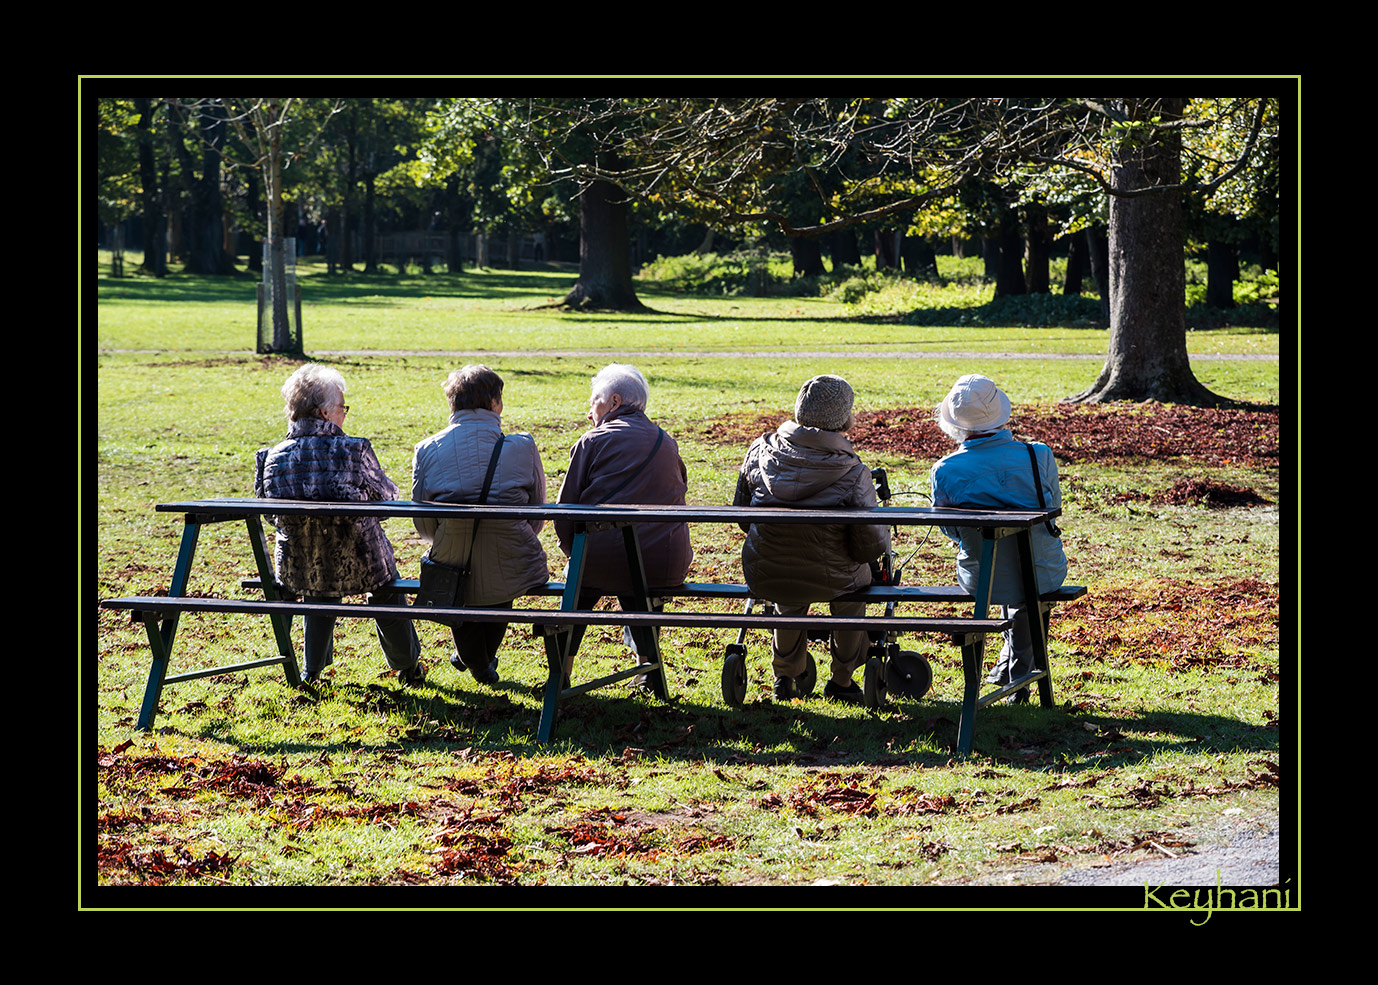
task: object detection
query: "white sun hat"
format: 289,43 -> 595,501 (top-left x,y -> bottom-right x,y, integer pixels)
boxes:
938,374 -> 1011,432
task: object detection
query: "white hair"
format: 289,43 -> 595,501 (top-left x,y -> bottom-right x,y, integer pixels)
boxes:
590,363 -> 649,412
934,405 -> 974,443
282,364 -> 346,422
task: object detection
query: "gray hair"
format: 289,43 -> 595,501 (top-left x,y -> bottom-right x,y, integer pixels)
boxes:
590,363 -> 649,412
282,364 -> 346,422
444,364 -> 504,412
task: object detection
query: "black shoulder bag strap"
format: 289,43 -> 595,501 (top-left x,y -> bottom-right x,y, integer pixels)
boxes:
1022,442 -> 1062,538
464,435 -> 506,562
597,427 -> 664,505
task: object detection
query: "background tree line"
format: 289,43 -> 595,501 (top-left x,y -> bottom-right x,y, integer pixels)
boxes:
96,96 -> 1281,405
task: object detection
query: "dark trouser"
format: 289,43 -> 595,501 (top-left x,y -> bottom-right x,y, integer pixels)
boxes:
450,600 -> 514,669
301,580 -> 420,678
563,593 -> 665,673
771,599 -> 868,684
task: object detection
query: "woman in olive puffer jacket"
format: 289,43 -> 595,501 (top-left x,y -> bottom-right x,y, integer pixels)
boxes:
735,375 -> 888,703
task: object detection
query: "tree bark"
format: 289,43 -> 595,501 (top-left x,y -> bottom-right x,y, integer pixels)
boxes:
790,236 -> 825,278
874,229 -> 900,270
134,99 -> 166,277
1063,232 -> 1085,295
900,235 -> 940,281
828,228 -> 862,268
563,157 -> 645,311
1065,99 -> 1226,405
1206,240 -> 1238,308
1023,201 -> 1050,293
992,207 -> 1026,298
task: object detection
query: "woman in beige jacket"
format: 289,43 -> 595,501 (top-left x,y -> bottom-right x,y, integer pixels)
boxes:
412,365 -> 549,685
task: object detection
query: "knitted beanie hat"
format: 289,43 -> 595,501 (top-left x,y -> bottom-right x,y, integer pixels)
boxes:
795,375 -> 855,431
938,374 -> 1011,432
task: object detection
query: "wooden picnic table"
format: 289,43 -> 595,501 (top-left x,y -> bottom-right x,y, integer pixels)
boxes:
102,498 -> 1075,753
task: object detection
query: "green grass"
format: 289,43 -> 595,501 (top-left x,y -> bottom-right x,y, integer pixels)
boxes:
91,262 -> 1282,892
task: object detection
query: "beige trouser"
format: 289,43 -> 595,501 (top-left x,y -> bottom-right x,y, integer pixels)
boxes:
771,600 -> 868,684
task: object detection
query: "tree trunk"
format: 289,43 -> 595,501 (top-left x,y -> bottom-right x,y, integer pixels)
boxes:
1206,240 -> 1238,308
563,159 -> 645,311
874,229 -> 900,270
1065,99 -> 1225,406
1063,232 -> 1085,295
1023,201 -> 1050,293
981,236 -> 999,280
900,235 -> 940,281
790,236 -> 825,278
695,227 -> 715,255
172,103 -> 233,276
134,99 -> 166,277
992,208 -> 1026,298
828,228 -> 862,269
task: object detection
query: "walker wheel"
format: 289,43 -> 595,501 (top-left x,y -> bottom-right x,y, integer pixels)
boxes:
863,656 -> 886,708
796,652 -> 817,698
722,650 -> 748,707
886,650 -> 933,700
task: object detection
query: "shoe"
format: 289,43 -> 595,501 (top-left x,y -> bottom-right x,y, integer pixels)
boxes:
1007,687 -> 1030,705
399,662 -> 427,687
452,650 -> 500,686
824,680 -> 863,703
470,657 -> 500,686
773,675 -> 796,701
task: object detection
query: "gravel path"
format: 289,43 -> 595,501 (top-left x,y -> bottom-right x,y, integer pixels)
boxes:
983,811 -> 1283,887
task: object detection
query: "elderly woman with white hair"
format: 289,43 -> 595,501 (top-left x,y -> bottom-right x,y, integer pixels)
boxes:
929,374 -> 1067,701
255,364 -> 424,685
555,364 -> 693,682
734,374 -> 889,703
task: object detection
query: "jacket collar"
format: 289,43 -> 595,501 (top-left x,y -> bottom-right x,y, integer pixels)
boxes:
599,404 -> 645,427
448,407 -> 501,427
777,419 -> 855,453
287,417 -> 345,439
961,429 -> 1013,448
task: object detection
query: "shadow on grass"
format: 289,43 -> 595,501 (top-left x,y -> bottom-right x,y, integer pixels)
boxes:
175,677 -> 1278,773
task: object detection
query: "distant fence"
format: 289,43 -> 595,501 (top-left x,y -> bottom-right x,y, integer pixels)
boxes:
373,231 -> 547,270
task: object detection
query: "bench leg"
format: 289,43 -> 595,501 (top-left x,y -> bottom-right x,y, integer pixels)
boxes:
135,517 -> 202,730
135,613 -> 174,731
245,515 -> 300,686
1013,529 -> 1053,709
956,634 -> 984,756
537,627 -> 573,744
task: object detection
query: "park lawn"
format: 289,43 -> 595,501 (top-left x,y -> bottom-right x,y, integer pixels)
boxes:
91,269 -> 1283,891
93,255 -> 1280,358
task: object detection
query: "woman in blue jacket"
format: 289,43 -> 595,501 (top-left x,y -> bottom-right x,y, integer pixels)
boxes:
929,375 -> 1066,699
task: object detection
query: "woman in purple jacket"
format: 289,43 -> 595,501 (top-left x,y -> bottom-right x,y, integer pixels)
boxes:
555,364 -> 693,683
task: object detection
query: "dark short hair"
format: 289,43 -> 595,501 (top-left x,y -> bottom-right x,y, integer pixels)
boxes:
443,365 -> 504,412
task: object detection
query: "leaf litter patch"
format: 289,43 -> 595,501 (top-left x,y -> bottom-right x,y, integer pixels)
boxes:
1055,577 -> 1278,671
698,402 -> 1279,468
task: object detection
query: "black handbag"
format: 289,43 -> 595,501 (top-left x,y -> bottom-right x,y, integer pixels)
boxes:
415,436 -> 505,610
